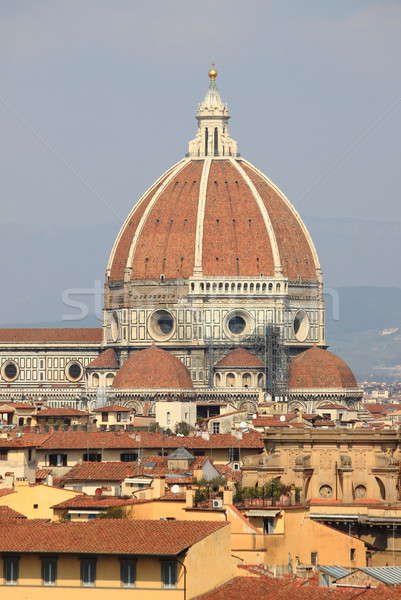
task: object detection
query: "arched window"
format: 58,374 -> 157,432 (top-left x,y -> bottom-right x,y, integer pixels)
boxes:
205,128 -> 209,156
257,373 -> 264,388
276,283 -> 281,292
268,283 -> 273,291
215,373 -> 221,387
214,127 -> 218,156
92,373 -> 100,388
242,373 -> 252,388
105,373 -> 114,387
226,373 -> 235,387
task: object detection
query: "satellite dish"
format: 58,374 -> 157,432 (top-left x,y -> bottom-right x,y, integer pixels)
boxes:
171,484 -> 180,494
279,415 -> 286,422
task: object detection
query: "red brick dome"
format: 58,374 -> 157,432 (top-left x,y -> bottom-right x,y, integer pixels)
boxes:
289,347 -> 358,390
107,158 -> 320,283
216,348 -> 263,368
112,346 -> 193,390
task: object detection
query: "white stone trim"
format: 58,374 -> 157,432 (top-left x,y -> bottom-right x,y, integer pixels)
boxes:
240,159 -> 322,283
123,159 -> 191,282
193,158 -> 211,276
229,158 -> 283,276
106,159 -> 187,277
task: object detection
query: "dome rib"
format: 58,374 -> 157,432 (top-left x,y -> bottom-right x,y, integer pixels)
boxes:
107,161 -> 183,281
231,158 -> 282,275
126,159 -> 193,280
201,160 -> 276,277
107,158 -> 321,282
241,160 -> 322,281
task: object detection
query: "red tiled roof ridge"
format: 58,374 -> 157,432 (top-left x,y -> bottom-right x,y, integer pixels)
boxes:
216,347 -> 264,368
87,348 -> 119,369
0,519 -> 227,556
61,461 -> 136,481
94,404 -> 131,412
0,328 -> 102,343
37,408 -> 89,416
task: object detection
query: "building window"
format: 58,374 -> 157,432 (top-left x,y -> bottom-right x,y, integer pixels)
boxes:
120,559 -> 136,588
81,558 -> 96,587
42,557 -> 57,586
4,556 -> 19,585
0,449 -> 8,461
350,548 -> 356,561
83,453 -> 101,462
120,453 -> 138,462
48,453 -> 67,467
228,448 -> 240,462
116,412 -> 122,423
101,412 -> 109,422
212,422 -> 220,434
311,552 -> 318,566
263,518 -> 274,534
161,560 -> 177,588
33,504 -> 38,509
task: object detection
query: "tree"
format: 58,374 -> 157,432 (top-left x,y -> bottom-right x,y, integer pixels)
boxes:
175,421 -> 193,436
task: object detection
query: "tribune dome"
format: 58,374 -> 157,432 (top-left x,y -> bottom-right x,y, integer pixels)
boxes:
107,71 -> 321,284
112,346 -> 193,390
288,347 -> 358,391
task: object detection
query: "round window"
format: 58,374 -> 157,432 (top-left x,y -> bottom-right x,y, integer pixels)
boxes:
111,311 -> 119,342
66,362 -> 83,382
319,485 -> 333,498
293,310 -> 310,342
228,315 -> 246,335
148,310 -> 175,340
354,485 -> 367,499
1,361 -> 18,382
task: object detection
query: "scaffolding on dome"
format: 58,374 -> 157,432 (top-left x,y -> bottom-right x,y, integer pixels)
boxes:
205,324 -> 288,401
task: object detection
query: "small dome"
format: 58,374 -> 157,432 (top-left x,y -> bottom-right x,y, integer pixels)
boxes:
112,346 -> 193,390
289,347 -> 358,390
216,348 -> 263,368
87,348 -> 119,370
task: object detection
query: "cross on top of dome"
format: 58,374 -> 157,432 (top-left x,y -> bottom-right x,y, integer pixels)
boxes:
187,67 -> 238,158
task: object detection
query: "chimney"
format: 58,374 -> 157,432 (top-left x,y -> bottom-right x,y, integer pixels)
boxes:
201,431 -> 210,441
232,430 -> 243,440
152,477 -> 166,499
223,488 -> 233,505
185,488 -> 195,508
46,473 -> 54,487
3,472 -> 15,489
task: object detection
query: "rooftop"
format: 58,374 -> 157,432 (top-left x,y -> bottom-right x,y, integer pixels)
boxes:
0,519 -> 226,556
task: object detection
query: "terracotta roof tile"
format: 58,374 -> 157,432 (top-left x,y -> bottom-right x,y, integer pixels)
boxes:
108,158 -> 320,282
0,432 -> 50,448
52,495 -> 136,509
86,348 -> 119,369
0,328 -> 102,343
112,346 -> 193,390
0,488 -> 15,497
38,430 -> 264,450
216,348 -> 263,368
36,408 -> 89,417
61,462 -> 136,482
0,506 -> 26,520
193,575 -> 401,599
289,347 -> 358,390
0,519 -> 226,555
94,404 -> 131,412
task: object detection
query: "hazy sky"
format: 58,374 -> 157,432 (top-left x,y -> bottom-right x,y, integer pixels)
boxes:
0,1 -> 401,324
